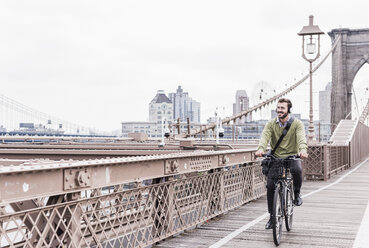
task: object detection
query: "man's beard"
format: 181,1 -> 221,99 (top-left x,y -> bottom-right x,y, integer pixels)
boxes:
278,112 -> 288,119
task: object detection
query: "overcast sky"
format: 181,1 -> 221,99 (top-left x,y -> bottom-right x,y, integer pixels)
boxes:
1,0 -> 369,131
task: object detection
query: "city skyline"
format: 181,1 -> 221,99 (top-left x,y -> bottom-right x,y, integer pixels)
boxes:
1,1 -> 369,131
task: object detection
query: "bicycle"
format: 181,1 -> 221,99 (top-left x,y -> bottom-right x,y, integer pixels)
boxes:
263,154 -> 300,246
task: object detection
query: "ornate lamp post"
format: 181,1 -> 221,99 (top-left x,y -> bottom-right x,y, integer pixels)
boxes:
298,15 -> 324,143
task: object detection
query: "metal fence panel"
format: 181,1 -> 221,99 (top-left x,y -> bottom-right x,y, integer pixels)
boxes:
0,163 -> 265,248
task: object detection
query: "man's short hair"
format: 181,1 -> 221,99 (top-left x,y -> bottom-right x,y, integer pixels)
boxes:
277,98 -> 292,113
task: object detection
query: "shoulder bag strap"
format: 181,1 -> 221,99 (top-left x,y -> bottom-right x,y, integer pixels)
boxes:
271,117 -> 295,155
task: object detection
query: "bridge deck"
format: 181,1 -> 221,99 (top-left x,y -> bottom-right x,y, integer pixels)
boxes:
155,158 -> 369,248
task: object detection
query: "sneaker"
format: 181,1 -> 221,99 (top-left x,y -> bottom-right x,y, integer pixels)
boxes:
293,193 -> 303,206
265,216 -> 273,229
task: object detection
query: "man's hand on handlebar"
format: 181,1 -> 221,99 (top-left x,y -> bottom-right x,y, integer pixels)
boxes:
255,149 -> 264,157
299,152 -> 308,159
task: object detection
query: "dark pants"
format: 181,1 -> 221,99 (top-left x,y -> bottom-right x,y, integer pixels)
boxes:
266,160 -> 302,214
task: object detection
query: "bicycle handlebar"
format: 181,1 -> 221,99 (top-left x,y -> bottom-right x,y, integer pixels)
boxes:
262,153 -> 300,160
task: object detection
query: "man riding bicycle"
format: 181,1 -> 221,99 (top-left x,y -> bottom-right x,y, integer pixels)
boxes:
255,98 -> 308,230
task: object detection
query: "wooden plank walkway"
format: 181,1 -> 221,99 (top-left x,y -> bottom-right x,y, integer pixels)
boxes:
154,158 -> 369,248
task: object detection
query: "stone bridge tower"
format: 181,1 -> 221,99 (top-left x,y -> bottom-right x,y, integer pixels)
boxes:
329,28 -> 369,125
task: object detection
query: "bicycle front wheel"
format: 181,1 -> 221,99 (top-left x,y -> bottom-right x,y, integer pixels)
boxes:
272,184 -> 283,246
285,185 -> 294,231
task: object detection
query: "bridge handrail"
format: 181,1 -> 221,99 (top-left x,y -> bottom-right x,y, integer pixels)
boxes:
0,132 -> 365,247
305,118 -> 369,180
303,144 -> 350,180
0,148 -> 265,248
349,121 -> 369,165
0,148 -> 257,205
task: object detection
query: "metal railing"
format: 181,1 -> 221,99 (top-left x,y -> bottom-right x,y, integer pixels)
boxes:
303,144 -> 350,180
1,119 -> 368,247
349,121 -> 369,165
303,120 -> 369,180
0,149 -> 265,248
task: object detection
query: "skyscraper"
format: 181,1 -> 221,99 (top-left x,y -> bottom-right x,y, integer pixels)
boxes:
319,82 -> 332,123
168,86 -> 200,123
233,90 -> 251,123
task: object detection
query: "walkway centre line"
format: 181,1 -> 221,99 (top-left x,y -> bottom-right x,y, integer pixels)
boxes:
353,199 -> 369,248
208,157 -> 369,248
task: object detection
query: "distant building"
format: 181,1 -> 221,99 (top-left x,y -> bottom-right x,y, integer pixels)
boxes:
233,90 -> 251,123
168,86 -> 200,123
319,82 -> 332,123
149,90 -> 173,124
4,122 -> 65,136
121,121 -> 161,138
223,120 -> 268,140
122,88 -> 199,138
121,121 -> 199,138
206,116 -> 217,124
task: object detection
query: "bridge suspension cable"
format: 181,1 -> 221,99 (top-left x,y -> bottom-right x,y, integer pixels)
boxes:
186,35 -> 342,137
359,98 -> 369,123
0,93 -> 99,135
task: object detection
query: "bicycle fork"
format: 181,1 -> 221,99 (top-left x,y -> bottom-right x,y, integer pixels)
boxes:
279,181 -> 286,218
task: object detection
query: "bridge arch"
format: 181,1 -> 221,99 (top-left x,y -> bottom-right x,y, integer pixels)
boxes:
351,62 -> 369,121
329,28 -> 369,125
351,53 -> 369,80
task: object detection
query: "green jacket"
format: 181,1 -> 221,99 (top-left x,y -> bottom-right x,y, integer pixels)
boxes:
257,117 -> 308,158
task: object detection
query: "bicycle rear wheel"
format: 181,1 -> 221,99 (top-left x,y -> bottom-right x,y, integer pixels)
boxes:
285,186 -> 294,231
272,184 -> 283,246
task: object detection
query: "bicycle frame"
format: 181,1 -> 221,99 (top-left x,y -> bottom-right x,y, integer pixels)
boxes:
275,166 -> 294,218
262,154 -> 300,246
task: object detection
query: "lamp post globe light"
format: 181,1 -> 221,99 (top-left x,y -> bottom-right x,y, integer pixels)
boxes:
298,15 -> 324,143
